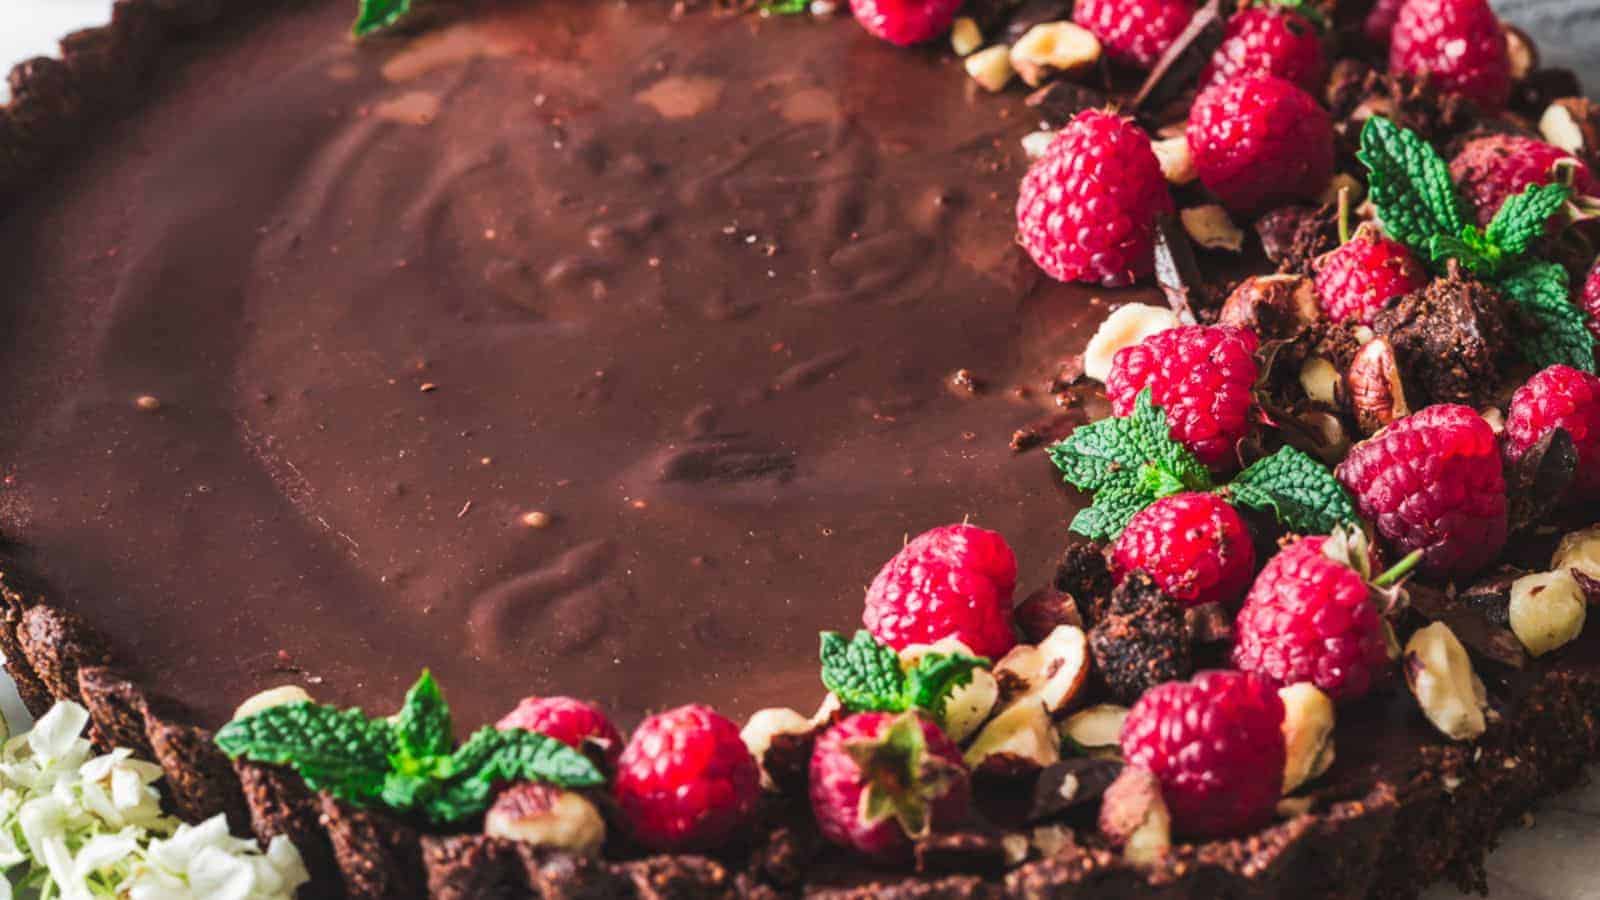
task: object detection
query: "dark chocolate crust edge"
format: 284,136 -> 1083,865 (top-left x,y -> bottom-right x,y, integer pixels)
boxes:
3,2 -> 1600,899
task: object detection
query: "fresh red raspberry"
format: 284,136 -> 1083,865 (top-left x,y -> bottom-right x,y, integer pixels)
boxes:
1016,110 -> 1174,287
1311,223 -> 1430,324
1231,536 -> 1391,702
1109,492 -> 1256,608
1200,7 -> 1327,94
1506,365 -> 1600,498
848,0 -> 963,46
1120,670 -> 1285,838
1335,404 -> 1507,577
496,696 -> 624,768
1072,0 -> 1196,68
613,704 -> 760,852
1363,0 -> 1405,44
1388,0 -> 1510,111
862,523 -> 1018,659
1187,74 -> 1334,215
1106,325 -> 1260,470
809,712 -> 970,861
1448,133 -> 1598,226
1583,259 -> 1600,347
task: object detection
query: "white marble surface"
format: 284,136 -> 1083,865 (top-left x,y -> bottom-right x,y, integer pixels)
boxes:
1,1 -> 1599,897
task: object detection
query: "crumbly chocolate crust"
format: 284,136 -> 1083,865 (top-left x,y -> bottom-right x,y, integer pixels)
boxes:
2,2 -> 1599,899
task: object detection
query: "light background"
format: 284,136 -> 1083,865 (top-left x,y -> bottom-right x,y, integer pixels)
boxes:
2,1 -> 1599,897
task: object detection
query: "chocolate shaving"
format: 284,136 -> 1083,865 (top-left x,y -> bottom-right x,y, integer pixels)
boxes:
1153,213 -> 1205,324
1029,757 -> 1123,824
1131,0 -> 1235,113
1506,429 -> 1579,536
1024,81 -> 1110,129
1010,412 -> 1083,453
1406,582 -> 1526,670
1002,0 -> 1075,45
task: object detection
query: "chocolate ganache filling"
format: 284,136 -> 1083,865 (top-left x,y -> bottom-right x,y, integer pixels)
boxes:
0,0 -> 1135,728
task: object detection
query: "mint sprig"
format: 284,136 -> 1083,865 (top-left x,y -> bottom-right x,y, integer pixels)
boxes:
1047,389 -> 1213,541
760,0 -> 811,12
1225,445 -> 1358,534
216,671 -> 605,824
1047,389 -> 1357,539
354,0 -> 413,37
820,631 -> 988,725
1357,116 -> 1595,372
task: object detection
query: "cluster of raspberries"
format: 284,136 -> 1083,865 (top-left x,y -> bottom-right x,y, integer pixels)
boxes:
495,0 -> 1600,869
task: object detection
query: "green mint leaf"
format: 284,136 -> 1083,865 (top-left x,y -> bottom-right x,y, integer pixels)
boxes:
1265,0 -> 1328,29
820,631 -> 909,713
354,0 -> 413,37
1227,445 -> 1359,534
760,0 -> 811,12
393,670 -> 453,759
1358,116 -> 1465,255
1069,485 -> 1155,542
424,727 -> 606,823
380,771 -> 433,810
1485,181 -> 1571,257
216,702 -> 395,805
1126,390 -> 1212,494
903,652 -> 989,724
1497,261 -> 1596,372
1427,228 -> 1503,277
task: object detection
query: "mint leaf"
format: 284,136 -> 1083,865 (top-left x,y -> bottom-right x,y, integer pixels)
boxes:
1068,485 -> 1153,542
1265,0 -> 1328,28
431,727 -> 604,822
394,670 -> 453,759
1427,228 -> 1503,278
1048,389 -> 1211,540
216,702 -> 394,804
903,652 -> 989,723
1485,182 -> 1571,257
820,631 -> 908,713
354,0 -> 413,37
1498,261 -> 1596,372
760,0 -> 811,11
1358,116 -> 1465,255
1226,446 -> 1359,534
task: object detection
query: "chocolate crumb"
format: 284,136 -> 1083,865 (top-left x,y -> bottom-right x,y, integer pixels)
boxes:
1088,571 -> 1192,705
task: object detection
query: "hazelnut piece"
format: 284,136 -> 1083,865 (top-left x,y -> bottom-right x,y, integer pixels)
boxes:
1098,766 -> 1170,865
992,625 -> 1090,716
1508,569 -> 1587,657
1346,337 -> 1410,435
485,782 -> 606,855
1404,623 -> 1490,741
231,685 -> 313,722
1552,525 -> 1600,601
965,45 -> 1016,93
1082,304 -> 1180,383
1278,683 -> 1335,794
1009,22 -> 1102,88
965,699 -> 1060,774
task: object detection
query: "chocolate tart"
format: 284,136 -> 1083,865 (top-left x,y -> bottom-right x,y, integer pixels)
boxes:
1,1 -> 1598,898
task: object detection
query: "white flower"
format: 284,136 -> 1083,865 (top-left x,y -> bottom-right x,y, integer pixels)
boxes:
0,701 -> 309,900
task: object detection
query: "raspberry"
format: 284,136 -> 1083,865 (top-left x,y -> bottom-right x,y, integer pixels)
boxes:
1072,0 -> 1196,68
1231,536 -> 1391,702
1312,223 -> 1430,324
1120,670 -> 1285,838
1388,0 -> 1510,111
1583,259 -> 1600,347
1506,365 -> 1600,498
1363,0 -> 1405,44
1448,133 -> 1598,226
1187,74 -> 1335,215
809,712 -> 970,860
1109,492 -> 1256,608
1200,7 -> 1327,95
1106,325 -> 1260,470
613,704 -> 760,852
848,0 -> 963,46
1016,110 -> 1175,287
496,696 -> 624,768
862,523 -> 1018,659
1335,404 -> 1508,577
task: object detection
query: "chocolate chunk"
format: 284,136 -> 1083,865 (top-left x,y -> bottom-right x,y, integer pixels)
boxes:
1009,413 -> 1082,453
1184,602 -> 1234,646
421,835 -> 526,900
1054,543 -> 1113,625
620,855 -> 737,899
143,713 -> 251,831
1015,588 -> 1084,644
1088,571 -> 1192,705
320,795 -> 427,900
18,605 -> 111,705
1407,581 -> 1526,670
518,846 -> 630,900
1153,213 -> 1207,322
1024,81 -> 1109,129
0,577 -> 52,716
1131,0 -> 1235,113
763,726 -> 819,797
77,666 -> 154,756
915,831 -> 1010,877
1371,268 -> 1513,409
1029,757 -> 1123,824
1510,69 -> 1584,118
1506,428 -> 1579,536
235,761 -> 344,894
752,821 -> 823,889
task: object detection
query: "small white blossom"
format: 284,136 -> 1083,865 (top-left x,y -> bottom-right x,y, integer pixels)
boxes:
0,700 -> 309,900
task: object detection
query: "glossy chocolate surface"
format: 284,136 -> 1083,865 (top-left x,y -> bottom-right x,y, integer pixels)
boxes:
0,0 -> 1137,728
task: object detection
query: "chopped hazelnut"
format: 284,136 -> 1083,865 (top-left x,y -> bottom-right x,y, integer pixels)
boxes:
965,45 -> 1016,93
1553,526 -> 1600,601
1010,22 -> 1102,88
485,782 -> 606,855
965,699 -> 1060,773
231,685 -> 313,722
1278,683 -> 1335,794
1298,356 -> 1342,407
1098,766 -> 1170,865
1179,205 -> 1245,252
1539,98 -> 1598,156
1082,304 -> 1181,383
950,17 -> 983,57
1404,623 -> 1490,741
992,625 -> 1089,716
1508,569 -> 1586,657
1151,136 -> 1196,185
1059,704 -> 1128,756
741,707 -> 813,791
1346,337 -> 1410,435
